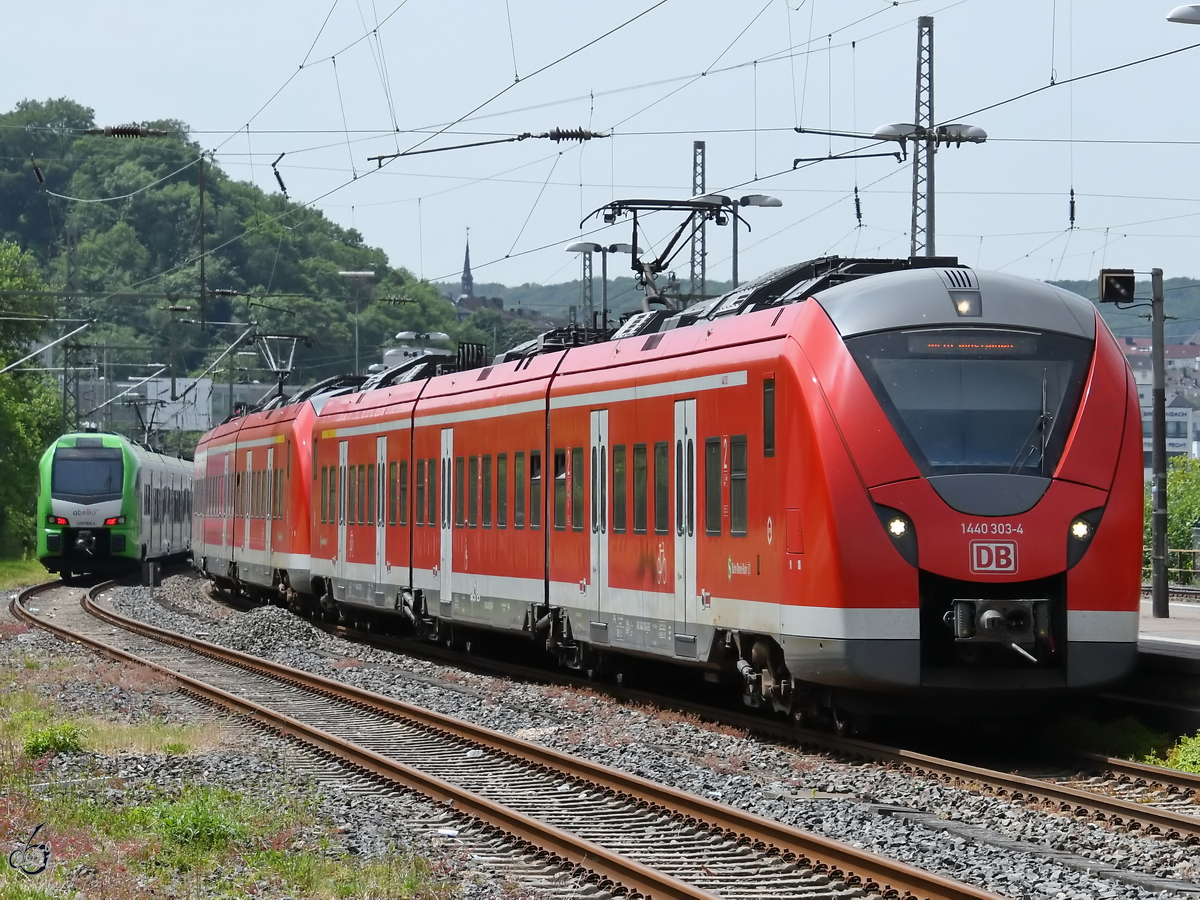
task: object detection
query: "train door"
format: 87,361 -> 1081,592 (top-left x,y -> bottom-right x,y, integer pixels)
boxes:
375,435 -> 387,587
336,441 -> 349,583
243,451 -> 252,555
673,399 -> 697,655
265,446 -> 274,566
439,428 -> 453,610
589,410 -> 609,616
221,454 -> 229,551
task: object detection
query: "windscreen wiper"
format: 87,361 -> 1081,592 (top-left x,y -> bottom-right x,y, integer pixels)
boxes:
1008,368 -> 1052,474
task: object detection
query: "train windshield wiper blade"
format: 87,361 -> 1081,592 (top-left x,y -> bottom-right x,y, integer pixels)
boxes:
1008,368 -> 1052,475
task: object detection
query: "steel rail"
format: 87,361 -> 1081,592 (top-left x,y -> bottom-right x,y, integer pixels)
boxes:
12,583 -> 714,900
246,592 -> 1200,845
11,581 -> 1000,900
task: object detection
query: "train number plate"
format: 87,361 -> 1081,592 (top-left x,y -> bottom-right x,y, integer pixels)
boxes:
969,540 -> 1018,574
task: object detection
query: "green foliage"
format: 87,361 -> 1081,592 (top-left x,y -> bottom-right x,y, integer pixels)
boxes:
1146,729 -> 1200,773
23,722 -> 84,757
152,787 -> 248,851
162,740 -> 189,755
0,557 -> 49,588
1142,456 -> 1200,560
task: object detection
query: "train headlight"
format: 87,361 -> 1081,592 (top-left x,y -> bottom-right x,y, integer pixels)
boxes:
104,516 -> 126,526
46,515 -> 68,526
1067,508 -> 1104,570
874,505 -> 918,567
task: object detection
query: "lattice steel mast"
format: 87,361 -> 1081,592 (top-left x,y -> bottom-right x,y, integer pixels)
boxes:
911,16 -> 934,257
689,140 -> 706,301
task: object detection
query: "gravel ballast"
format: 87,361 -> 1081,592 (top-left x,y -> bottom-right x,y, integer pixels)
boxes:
104,575 -> 1200,900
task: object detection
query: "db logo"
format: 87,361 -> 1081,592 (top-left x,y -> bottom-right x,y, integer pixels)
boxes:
970,540 -> 1018,573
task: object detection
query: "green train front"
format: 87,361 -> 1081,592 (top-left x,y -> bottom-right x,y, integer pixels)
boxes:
37,432 -> 193,578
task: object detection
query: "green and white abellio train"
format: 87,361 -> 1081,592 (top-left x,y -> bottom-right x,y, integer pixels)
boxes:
37,431 -> 193,582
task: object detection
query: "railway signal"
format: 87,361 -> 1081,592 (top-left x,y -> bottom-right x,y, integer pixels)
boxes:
1099,267 -> 1168,618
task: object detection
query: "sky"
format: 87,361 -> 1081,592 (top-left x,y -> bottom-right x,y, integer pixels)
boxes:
6,0 -> 1200,291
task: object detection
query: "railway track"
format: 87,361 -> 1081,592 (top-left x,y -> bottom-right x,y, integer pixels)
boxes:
276,594 -> 1200,847
12,580 -> 1000,900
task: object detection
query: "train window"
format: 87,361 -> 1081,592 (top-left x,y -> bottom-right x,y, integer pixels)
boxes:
529,451 -> 541,530
367,463 -> 376,526
355,465 -> 364,528
686,439 -> 694,538
235,474 -> 243,517
388,462 -> 398,526
591,448 -> 598,533
731,435 -> 748,536
416,460 -> 426,526
705,439 -> 721,535
277,469 -> 283,518
845,328 -> 1092,476
654,442 -> 669,535
468,456 -> 479,527
600,446 -> 606,533
514,452 -> 525,528
428,458 -> 437,527
329,469 -> 337,526
144,483 -> 150,511
399,461 -> 408,526
348,466 -> 357,525
763,378 -> 775,457
633,444 -> 647,534
497,455 -> 507,528
571,447 -> 584,532
455,457 -> 465,527
553,450 -> 567,530
321,468 -> 328,523
482,455 -> 492,528
612,446 -> 627,533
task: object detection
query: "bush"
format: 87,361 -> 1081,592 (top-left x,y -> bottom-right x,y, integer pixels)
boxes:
23,723 -> 84,757
1147,730 -> 1200,773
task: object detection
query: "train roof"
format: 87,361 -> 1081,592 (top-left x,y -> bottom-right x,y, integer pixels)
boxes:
48,431 -> 192,468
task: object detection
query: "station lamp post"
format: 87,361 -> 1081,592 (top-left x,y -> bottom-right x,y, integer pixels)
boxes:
566,242 -> 634,330
339,270 -> 375,375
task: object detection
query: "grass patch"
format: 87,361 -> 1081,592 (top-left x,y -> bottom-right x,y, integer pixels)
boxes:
85,720 -> 218,756
0,557 -> 48,590
250,848 -> 452,898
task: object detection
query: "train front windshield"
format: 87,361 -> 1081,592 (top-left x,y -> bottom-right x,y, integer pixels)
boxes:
847,328 -> 1092,476
51,448 -> 124,502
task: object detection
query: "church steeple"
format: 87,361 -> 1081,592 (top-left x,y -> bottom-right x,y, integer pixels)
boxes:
461,228 -> 474,298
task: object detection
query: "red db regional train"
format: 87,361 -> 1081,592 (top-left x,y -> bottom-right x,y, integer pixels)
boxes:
192,256 -> 1142,722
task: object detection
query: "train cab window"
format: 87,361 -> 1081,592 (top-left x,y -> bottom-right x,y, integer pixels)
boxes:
468,456 -> 479,527
416,460 -> 426,525
399,461 -> 408,526
553,450 -> 567,530
633,444 -> 647,534
482,455 -> 492,528
763,378 -> 775,457
497,454 -> 507,528
388,462 -> 397,526
846,328 -> 1092,475
612,445 -> 627,533
366,463 -> 376,526
427,458 -> 437,527
357,464 -> 366,525
514,452 -> 525,528
730,435 -> 748,536
347,466 -> 357,525
571,447 -> 584,532
321,468 -> 328,523
654,442 -> 669,535
529,451 -> 541,530
455,457 -> 465,527
705,438 -> 721,535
